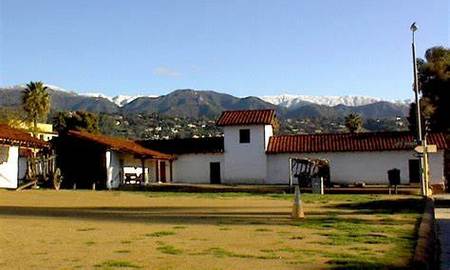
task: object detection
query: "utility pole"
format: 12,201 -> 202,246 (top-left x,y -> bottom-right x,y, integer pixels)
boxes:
410,22 -> 430,197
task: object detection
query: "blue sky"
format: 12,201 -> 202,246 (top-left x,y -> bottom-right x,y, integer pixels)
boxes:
0,0 -> 448,99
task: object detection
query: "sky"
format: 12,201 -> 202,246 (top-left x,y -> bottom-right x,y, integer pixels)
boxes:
0,0 -> 448,100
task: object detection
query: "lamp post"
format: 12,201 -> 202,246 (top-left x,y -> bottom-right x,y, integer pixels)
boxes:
410,22 -> 430,197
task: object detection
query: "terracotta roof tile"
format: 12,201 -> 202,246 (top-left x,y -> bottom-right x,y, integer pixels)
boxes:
0,124 -> 49,148
267,132 -> 448,153
216,109 -> 276,126
68,130 -> 174,159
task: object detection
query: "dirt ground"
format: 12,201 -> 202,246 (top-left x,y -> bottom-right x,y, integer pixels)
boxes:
0,190 -> 423,270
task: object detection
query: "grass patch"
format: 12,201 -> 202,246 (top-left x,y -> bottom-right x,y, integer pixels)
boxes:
156,244 -> 183,255
94,260 -> 141,268
114,250 -> 131,254
77,227 -> 96,232
207,247 -> 254,259
172,226 -> 187,230
255,228 -> 272,232
85,241 -> 96,246
145,231 -> 176,237
120,240 -> 132,244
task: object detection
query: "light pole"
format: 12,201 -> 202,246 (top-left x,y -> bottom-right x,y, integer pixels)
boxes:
410,22 -> 430,197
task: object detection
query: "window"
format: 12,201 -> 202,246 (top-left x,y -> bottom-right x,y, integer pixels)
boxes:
239,129 -> 250,143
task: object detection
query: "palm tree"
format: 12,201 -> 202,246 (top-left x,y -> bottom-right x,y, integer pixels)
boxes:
345,113 -> 362,133
22,81 -> 51,135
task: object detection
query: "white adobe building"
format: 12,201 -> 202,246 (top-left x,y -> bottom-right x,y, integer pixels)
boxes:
141,109 -> 448,186
0,124 -> 49,189
57,130 -> 174,190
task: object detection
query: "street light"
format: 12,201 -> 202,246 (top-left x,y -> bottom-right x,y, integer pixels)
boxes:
410,22 -> 430,197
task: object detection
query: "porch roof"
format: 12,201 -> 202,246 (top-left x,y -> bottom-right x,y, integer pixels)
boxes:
0,124 -> 49,148
68,130 -> 174,160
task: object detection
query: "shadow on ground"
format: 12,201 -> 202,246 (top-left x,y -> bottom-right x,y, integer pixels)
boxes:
0,199 -> 422,227
331,198 -> 425,215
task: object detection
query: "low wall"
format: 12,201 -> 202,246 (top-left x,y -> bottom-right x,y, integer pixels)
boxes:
413,198 -> 437,270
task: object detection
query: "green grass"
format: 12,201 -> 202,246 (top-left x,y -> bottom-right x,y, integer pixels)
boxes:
255,228 -> 272,232
145,231 -> 176,237
156,244 -> 183,255
77,227 -> 96,232
205,247 -> 279,260
120,240 -> 132,244
94,260 -> 141,269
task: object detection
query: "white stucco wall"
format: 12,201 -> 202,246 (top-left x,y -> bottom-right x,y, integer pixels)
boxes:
223,125 -> 272,183
173,153 -> 224,183
267,150 -> 445,185
0,145 -> 19,189
105,150 -> 122,189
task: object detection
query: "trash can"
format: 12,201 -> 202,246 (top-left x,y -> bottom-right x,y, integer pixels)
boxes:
388,169 -> 401,186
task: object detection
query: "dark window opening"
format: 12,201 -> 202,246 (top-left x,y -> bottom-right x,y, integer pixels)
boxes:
239,129 -> 250,143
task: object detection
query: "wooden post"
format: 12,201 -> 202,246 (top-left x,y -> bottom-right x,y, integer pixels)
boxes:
289,158 -> 293,191
141,158 -> 146,185
169,160 -> 173,182
155,160 -> 159,183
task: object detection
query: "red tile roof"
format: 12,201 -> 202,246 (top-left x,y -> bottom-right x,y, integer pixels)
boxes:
68,130 -> 174,160
0,124 -> 49,148
216,109 -> 277,126
267,132 -> 448,154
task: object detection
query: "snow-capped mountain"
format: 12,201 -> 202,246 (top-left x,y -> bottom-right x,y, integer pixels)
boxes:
81,93 -> 154,106
261,94 -> 411,108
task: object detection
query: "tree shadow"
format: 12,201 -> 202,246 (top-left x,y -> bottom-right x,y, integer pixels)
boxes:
330,198 -> 425,215
0,205 -> 295,225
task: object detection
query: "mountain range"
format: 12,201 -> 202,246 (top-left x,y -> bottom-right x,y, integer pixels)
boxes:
0,84 -> 410,119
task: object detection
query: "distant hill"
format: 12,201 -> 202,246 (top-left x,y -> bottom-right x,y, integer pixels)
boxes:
0,85 -> 119,114
0,85 -> 409,119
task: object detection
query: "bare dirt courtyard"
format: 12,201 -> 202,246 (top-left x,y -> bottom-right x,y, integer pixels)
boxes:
0,190 -> 423,270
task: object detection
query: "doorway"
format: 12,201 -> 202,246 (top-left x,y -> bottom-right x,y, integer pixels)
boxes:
408,159 -> 420,183
159,161 -> 166,183
210,162 -> 221,184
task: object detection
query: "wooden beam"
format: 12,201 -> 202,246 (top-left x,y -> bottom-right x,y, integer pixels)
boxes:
17,180 -> 37,191
155,160 -> 159,183
169,160 -> 173,182
141,158 -> 146,185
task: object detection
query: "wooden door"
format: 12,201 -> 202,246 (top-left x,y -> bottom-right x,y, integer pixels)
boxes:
408,159 -> 420,183
210,162 -> 221,184
159,161 -> 166,183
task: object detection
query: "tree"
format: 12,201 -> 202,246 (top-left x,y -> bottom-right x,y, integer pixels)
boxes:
22,81 -> 51,134
408,46 -> 450,133
53,111 -> 99,134
0,107 -> 25,124
345,113 -> 362,133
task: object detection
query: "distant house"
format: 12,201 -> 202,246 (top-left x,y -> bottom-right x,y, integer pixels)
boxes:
9,121 -> 58,142
55,130 -> 174,189
0,124 -> 49,188
139,109 -> 448,186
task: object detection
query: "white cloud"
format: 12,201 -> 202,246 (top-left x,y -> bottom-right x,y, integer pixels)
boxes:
153,66 -> 181,78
